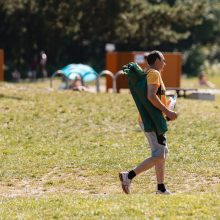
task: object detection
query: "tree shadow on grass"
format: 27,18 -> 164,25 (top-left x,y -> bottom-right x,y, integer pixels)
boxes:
0,94 -> 23,100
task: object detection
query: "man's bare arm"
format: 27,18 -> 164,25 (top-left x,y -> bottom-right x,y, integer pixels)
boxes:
147,84 -> 177,120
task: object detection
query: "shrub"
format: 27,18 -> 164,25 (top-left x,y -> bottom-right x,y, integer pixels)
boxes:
183,46 -> 206,76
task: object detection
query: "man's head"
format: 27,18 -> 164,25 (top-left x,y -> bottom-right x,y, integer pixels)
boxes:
146,50 -> 166,72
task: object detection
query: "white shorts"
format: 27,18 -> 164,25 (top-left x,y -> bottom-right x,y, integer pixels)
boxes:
139,121 -> 168,157
144,131 -> 168,157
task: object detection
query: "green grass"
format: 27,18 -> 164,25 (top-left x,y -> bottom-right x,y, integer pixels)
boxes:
181,75 -> 220,89
0,78 -> 219,219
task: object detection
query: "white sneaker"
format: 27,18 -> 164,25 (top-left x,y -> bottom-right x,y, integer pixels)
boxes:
156,189 -> 172,195
119,172 -> 131,194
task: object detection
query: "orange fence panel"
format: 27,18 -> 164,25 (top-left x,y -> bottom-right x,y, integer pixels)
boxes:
106,51 -> 182,92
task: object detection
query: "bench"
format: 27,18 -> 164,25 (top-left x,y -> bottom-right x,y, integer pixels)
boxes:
166,87 -> 198,97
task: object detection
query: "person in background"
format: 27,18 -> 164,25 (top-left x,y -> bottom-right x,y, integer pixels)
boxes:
39,51 -> 48,78
11,69 -> 21,82
29,54 -> 38,81
69,75 -> 89,91
198,72 -> 215,88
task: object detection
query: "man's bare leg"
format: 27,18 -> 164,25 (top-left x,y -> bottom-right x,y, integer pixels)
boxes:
155,158 -> 165,184
133,156 -> 164,175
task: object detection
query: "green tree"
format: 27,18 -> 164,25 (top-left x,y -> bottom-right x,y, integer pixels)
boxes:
0,0 -> 217,78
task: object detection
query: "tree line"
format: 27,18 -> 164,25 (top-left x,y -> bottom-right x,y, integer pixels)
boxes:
0,0 -> 220,79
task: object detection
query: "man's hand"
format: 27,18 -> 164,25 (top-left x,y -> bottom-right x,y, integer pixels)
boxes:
166,110 -> 178,121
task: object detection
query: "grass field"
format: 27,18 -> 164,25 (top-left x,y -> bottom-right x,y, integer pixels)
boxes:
181,75 -> 220,89
0,77 -> 219,219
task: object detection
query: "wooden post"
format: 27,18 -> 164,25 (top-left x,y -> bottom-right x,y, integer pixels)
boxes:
0,49 -> 4,81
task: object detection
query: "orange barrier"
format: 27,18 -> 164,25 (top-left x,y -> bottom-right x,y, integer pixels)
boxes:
0,49 -> 4,81
106,51 -> 182,92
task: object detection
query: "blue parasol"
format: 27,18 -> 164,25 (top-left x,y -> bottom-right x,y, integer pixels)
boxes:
56,64 -> 97,82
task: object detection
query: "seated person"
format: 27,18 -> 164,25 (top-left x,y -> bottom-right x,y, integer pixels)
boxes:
198,72 -> 215,88
69,75 -> 88,91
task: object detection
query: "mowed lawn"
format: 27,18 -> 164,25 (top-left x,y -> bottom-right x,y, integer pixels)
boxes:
0,79 -> 219,219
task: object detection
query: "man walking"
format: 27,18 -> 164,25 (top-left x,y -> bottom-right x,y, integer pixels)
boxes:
119,50 -> 177,194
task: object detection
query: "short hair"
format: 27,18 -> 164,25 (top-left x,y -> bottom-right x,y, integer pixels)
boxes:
146,50 -> 162,65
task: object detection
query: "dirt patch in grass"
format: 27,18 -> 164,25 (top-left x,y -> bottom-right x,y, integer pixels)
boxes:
0,167 -> 120,198
0,169 -> 219,198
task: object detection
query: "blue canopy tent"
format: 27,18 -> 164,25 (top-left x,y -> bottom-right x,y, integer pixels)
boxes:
50,64 -> 98,88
